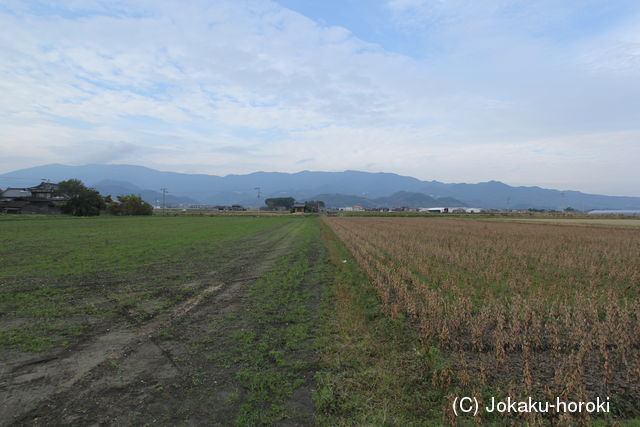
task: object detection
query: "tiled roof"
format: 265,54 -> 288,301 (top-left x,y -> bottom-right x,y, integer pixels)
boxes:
1,188 -> 32,198
30,182 -> 59,192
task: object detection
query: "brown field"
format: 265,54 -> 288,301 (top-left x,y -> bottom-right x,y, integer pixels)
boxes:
493,218 -> 640,227
325,216 -> 640,423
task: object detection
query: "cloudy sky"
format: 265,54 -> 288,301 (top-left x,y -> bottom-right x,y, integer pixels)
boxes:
1,0 -> 639,195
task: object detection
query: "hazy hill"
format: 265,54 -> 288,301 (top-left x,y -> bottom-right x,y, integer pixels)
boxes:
307,194 -> 377,209
2,163 -> 639,210
373,191 -> 465,208
306,192 -> 465,209
92,180 -> 198,206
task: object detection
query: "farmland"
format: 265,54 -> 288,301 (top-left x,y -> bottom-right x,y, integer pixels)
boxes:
0,215 -> 329,424
325,216 -> 640,423
1,214 -> 638,424
492,217 -> 640,227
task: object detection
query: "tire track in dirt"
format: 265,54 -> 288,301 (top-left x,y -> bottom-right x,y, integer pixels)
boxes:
1,219 -> 304,426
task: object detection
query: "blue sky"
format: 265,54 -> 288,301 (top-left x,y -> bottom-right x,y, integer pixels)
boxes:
0,0 -> 639,195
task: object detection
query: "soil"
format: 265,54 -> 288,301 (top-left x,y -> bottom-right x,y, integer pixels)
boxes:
0,221 -> 313,426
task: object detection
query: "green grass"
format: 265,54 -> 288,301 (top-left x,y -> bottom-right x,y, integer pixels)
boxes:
153,217 -> 328,424
0,215 -> 297,352
0,215 -> 290,277
313,220 -> 448,425
229,218 -> 327,425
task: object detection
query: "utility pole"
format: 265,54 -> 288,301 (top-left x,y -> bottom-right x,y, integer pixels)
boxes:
255,187 -> 261,200
160,188 -> 168,215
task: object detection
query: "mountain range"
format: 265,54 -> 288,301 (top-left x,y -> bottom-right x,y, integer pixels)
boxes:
1,163 -> 639,211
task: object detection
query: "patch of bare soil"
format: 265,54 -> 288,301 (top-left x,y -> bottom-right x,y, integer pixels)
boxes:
1,220 -> 310,426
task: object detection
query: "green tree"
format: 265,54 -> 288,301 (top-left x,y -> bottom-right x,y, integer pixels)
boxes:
264,197 -> 295,210
105,195 -> 120,215
304,200 -> 325,213
107,194 -> 153,216
58,179 -> 105,216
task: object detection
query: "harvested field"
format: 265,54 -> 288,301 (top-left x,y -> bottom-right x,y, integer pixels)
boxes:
493,218 -> 640,227
325,216 -> 640,423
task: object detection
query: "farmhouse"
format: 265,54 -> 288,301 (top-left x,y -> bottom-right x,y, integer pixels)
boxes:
293,202 -> 306,213
0,182 -> 69,214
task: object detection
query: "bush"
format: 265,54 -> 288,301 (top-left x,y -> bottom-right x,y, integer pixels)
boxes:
265,197 -> 295,210
107,194 -> 153,216
304,200 -> 325,213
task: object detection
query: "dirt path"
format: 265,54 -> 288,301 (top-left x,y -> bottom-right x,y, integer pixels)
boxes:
1,220 -> 306,426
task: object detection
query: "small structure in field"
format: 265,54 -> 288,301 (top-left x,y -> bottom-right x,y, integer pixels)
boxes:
293,202 -> 306,213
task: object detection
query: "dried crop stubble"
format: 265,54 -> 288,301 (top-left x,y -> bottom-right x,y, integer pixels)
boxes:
325,217 -> 640,421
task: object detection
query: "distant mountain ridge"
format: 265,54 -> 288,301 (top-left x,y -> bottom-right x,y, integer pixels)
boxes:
92,180 -> 199,206
310,192 -> 466,209
1,163 -> 639,210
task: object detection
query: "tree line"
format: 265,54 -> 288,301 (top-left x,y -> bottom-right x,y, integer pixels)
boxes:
264,197 -> 325,212
58,179 -> 153,216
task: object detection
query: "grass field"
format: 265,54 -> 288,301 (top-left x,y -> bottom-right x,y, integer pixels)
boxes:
1,214 -> 638,424
1,215 -> 329,424
0,215 -> 295,352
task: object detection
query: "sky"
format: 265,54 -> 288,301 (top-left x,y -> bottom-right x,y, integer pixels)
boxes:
0,0 -> 639,196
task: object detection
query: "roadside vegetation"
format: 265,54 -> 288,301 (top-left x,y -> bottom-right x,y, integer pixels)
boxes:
314,221 -> 444,425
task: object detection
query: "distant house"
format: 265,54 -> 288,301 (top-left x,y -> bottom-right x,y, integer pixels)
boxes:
0,182 -> 69,214
29,182 -> 61,200
293,202 -> 306,213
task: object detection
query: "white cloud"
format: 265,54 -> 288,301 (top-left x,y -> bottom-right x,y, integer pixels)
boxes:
0,0 -> 638,195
